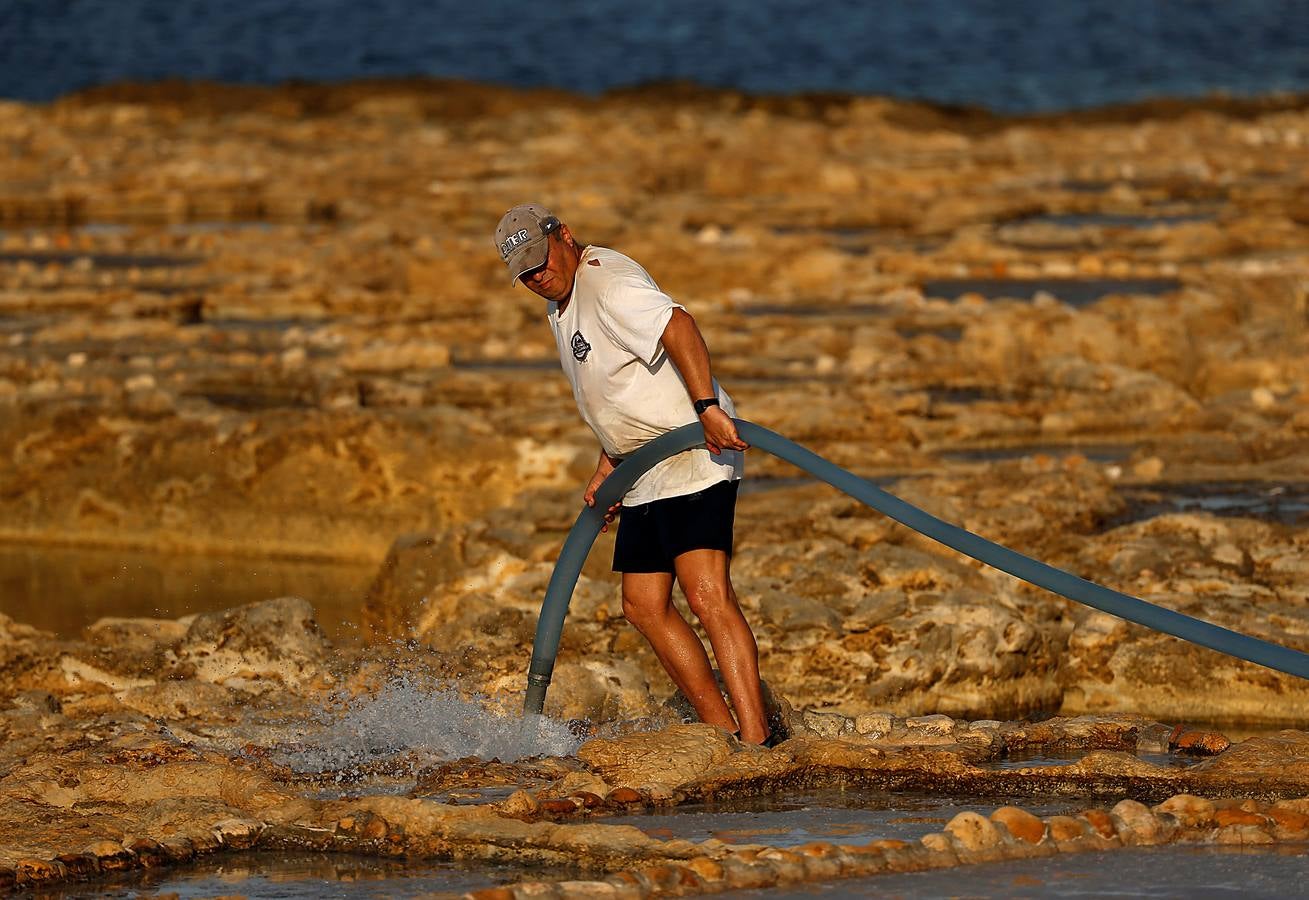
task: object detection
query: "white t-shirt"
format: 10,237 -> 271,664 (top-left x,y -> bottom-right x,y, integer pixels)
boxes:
546,245 -> 743,506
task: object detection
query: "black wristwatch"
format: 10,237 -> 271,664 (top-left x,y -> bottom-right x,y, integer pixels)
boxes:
693,397 -> 720,415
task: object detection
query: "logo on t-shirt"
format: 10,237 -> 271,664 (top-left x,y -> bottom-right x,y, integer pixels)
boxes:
571,330 -> 592,362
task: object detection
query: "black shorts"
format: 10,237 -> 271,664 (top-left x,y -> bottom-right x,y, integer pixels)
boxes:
612,479 -> 739,574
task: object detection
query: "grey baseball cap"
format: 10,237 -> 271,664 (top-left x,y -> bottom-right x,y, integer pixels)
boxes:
495,203 -> 560,283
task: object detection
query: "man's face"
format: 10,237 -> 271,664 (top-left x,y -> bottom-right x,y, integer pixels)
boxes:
519,225 -> 580,302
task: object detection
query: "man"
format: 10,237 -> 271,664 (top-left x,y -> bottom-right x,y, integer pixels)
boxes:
495,203 -> 770,745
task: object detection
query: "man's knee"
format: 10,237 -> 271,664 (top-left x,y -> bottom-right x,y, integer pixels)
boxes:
622,590 -> 667,630
683,580 -> 735,625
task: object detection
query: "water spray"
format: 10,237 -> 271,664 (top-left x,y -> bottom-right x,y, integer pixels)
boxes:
525,419 -> 1309,715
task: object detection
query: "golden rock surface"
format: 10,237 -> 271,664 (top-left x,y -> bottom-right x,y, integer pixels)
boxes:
1,79 -> 1308,892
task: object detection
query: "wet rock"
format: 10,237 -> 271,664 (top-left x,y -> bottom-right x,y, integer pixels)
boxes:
2,82 -> 1309,892
543,659 -> 653,723
605,787 -> 642,806
536,771 -> 611,802
1059,515 -> 1309,724
991,806 -> 1045,844
576,724 -> 736,789
1171,729 -> 1231,755
944,810 -> 1002,851
84,841 -> 133,871
10,690 -> 60,714
1155,793 -> 1215,827
52,852 -> 99,878
1111,799 -> 1173,845
114,681 -> 238,720
123,837 -> 166,867
1079,808 -> 1119,841
904,714 -> 955,736
1213,822 -> 1276,845
172,597 -> 331,688
800,709 -> 855,739
84,616 -> 187,651
1046,814 -> 1089,845
1135,722 -> 1174,753
853,712 -> 894,737
1189,731 -> 1309,794
1266,805 -> 1309,839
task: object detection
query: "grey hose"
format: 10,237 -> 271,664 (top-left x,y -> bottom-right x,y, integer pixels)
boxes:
524,419 -> 1309,715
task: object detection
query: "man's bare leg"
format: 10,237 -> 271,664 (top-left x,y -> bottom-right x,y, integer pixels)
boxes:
621,570 -> 739,733
674,549 -> 769,744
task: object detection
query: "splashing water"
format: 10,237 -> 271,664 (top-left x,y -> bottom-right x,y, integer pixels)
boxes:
278,676 -> 581,775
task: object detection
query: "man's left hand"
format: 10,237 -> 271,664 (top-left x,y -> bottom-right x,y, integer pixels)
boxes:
699,406 -> 749,455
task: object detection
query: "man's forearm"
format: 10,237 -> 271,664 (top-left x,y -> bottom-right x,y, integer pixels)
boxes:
660,308 -> 716,400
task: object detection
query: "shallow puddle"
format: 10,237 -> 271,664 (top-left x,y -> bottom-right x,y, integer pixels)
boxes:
722,843 -> 1309,898
190,389 -> 317,410
740,474 -> 901,496
0,250 -> 200,268
921,385 -> 1020,404
739,302 -> 897,318
768,225 -> 934,255
38,851 -> 572,900
1111,482 -> 1309,527
896,324 -> 964,341
920,278 -> 1181,307
1014,212 -> 1215,229
0,543 -> 377,640
983,750 -> 1204,772
939,444 -> 1136,464
599,789 -> 1084,847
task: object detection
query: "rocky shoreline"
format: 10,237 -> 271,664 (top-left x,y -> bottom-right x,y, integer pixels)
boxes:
2,597 -> 1308,895
2,79 -> 1308,893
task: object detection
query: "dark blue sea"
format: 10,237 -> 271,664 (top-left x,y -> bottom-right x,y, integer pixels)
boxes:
3,0 -> 1308,112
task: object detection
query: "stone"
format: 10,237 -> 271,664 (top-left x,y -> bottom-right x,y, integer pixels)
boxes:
3,83 -> 1309,895
684,857 -> 725,883
944,811 -> 1002,851
173,598 -> 330,688
719,855 -> 781,889
853,712 -> 894,737
15,858 -> 64,884
1047,815 -> 1088,844
1214,824 -> 1275,845
499,789 -> 539,817
1267,806 -> 1309,838
84,841 -> 134,871
904,714 -> 955,736
605,787 -> 643,805
918,832 -> 957,858
1154,794 -> 1215,827
10,691 -> 61,714
991,806 -> 1045,845
1172,730 -> 1231,755
1080,809 -> 1118,840
1193,732 -> 1309,790
157,831 -> 195,863
1213,808 -> 1269,828
576,724 -> 736,788
537,798 -> 581,816
123,837 -> 166,867
52,853 -> 99,878
799,710 -> 854,739
1111,799 -> 1170,845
